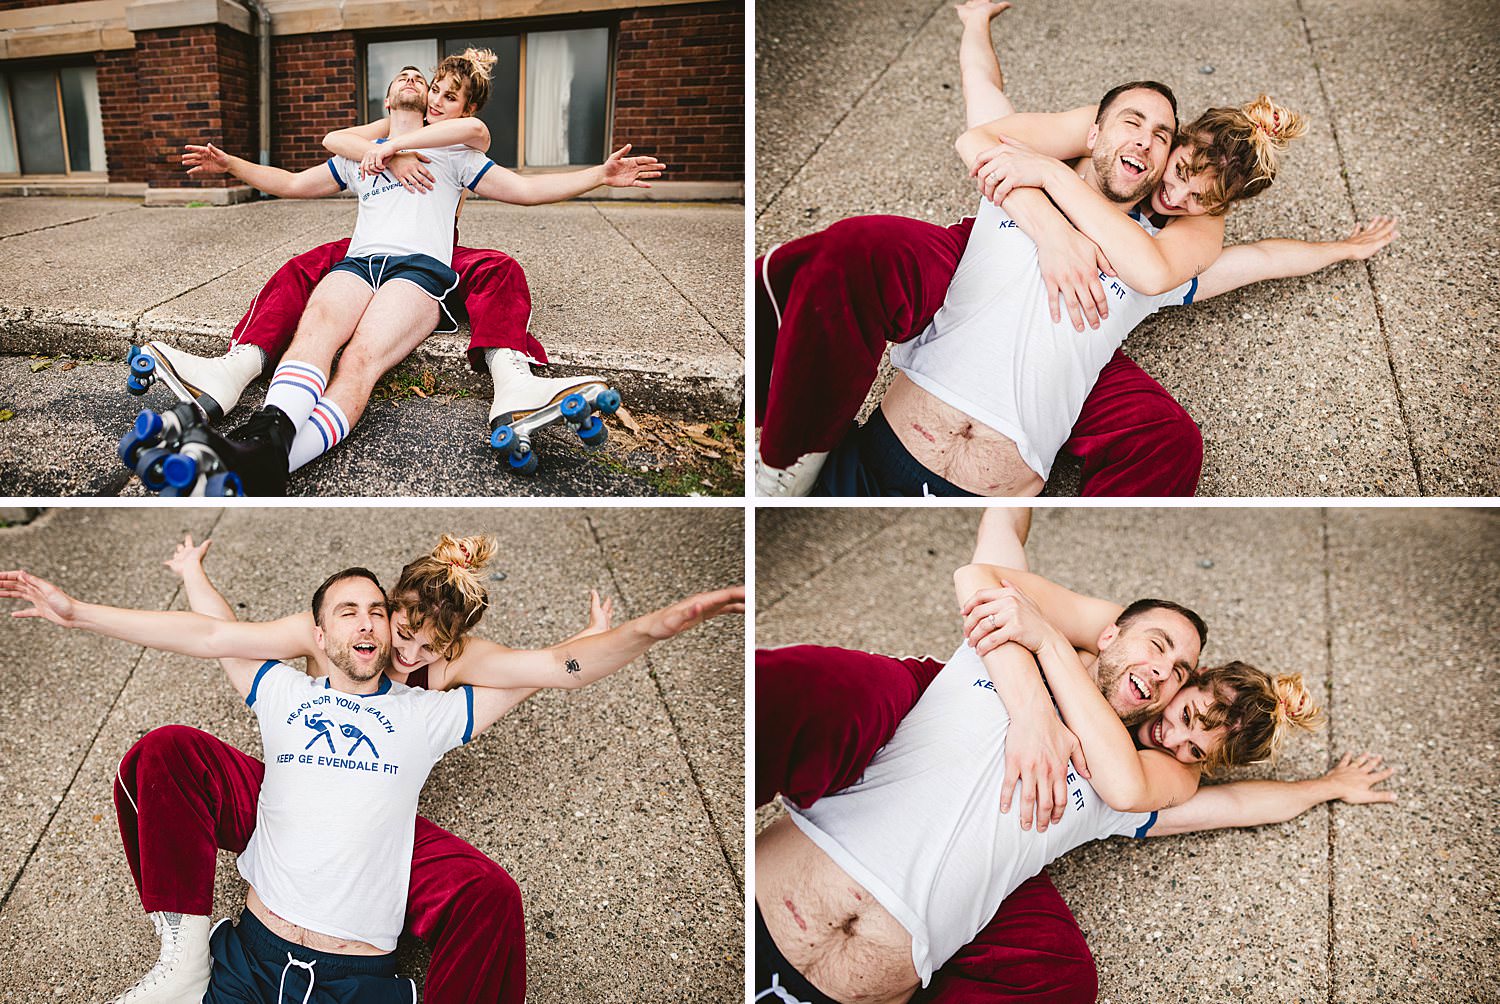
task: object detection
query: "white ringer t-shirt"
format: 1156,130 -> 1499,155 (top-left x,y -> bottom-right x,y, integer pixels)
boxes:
326,142 -> 494,264
237,661 -> 475,951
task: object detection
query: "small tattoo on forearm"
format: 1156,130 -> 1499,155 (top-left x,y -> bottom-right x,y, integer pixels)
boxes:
566,658 -> 581,675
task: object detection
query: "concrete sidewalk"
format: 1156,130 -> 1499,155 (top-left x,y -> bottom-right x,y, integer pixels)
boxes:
755,0 -> 1500,496
0,196 -> 744,496
0,507 -> 745,1002
755,507 -> 1498,1003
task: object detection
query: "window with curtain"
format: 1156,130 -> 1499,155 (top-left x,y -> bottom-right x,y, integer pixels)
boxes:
0,63 -> 105,176
364,25 -> 610,170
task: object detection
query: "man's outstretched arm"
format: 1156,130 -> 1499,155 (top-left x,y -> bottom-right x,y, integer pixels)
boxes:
1,570 -> 313,698
1193,216 -> 1398,302
182,143 -> 341,199
1150,753 -> 1396,836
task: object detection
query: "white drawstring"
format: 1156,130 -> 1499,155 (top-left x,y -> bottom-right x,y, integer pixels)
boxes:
761,243 -> 786,329
278,953 -> 316,1004
754,972 -> 813,1003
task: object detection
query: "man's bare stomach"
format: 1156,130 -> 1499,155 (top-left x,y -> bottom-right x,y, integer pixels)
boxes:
756,815 -> 919,1004
246,886 -> 387,956
882,372 -> 1044,496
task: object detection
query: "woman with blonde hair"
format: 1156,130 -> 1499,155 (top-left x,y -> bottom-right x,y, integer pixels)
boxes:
4,532 -> 740,1004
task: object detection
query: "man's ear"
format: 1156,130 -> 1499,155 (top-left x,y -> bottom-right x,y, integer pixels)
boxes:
312,624 -> 326,653
1096,621 -> 1119,651
1084,122 -> 1100,153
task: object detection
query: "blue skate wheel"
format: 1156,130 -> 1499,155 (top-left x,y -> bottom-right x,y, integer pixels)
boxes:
560,393 -> 589,420
136,447 -> 173,491
205,472 -> 243,497
162,453 -> 199,490
130,353 -> 155,377
133,409 -> 164,443
159,483 -> 192,498
117,424 -> 153,467
490,425 -> 517,456
507,449 -> 538,475
594,388 -> 622,415
127,345 -> 141,363
126,373 -> 150,395
578,414 -> 607,448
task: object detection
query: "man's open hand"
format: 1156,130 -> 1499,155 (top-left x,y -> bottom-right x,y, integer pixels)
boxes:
164,534 -> 211,579
642,586 -> 745,640
601,144 -> 666,189
955,0 -> 1012,29
182,143 -> 231,176
1003,705 -> 1089,831
0,570 -> 80,627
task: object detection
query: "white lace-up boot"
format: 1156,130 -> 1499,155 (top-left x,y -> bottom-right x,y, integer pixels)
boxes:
754,448 -> 827,496
107,912 -> 212,1004
144,341 -> 265,422
485,347 -> 607,426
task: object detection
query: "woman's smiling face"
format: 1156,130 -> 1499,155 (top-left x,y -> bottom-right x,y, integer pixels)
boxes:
426,73 -> 471,121
1134,684 -> 1230,764
391,606 -> 442,674
1149,145 -> 1213,216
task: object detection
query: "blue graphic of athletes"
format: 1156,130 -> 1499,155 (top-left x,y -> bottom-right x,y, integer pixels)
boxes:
303,714 -> 336,753
339,723 -> 379,758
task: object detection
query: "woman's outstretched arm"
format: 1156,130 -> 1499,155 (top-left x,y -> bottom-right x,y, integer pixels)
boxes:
439,586 -> 743,692
957,1 -> 1016,127
1149,753 -> 1396,836
1194,216 -> 1398,301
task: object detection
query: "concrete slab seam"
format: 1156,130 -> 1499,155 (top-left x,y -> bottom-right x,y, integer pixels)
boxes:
0,207 -> 140,241
581,513 -> 744,895
756,516 -> 901,618
755,0 -> 947,221
589,203 -> 744,360
1296,3 -> 1426,495
1320,508 -> 1336,1002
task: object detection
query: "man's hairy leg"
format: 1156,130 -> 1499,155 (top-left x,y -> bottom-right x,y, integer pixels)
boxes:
321,281 -> 440,428
282,270 -> 374,376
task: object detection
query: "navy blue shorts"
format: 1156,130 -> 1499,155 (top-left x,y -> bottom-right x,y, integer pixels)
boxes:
755,903 -> 840,1003
330,252 -> 460,334
813,406 -> 978,497
206,910 -> 415,1004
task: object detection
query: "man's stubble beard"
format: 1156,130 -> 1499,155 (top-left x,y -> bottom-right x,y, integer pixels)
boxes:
1091,145 -> 1158,206
1093,644 -> 1152,727
328,638 -> 391,683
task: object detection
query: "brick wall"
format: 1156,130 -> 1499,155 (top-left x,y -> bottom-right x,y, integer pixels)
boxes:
271,31 -> 359,170
132,24 -> 256,189
614,2 -> 743,183
96,47 -> 145,183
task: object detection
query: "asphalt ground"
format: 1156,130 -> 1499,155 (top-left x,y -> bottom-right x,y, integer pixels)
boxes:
0,506 -> 745,1003
755,507 -> 1499,1004
0,195 -> 745,497
754,0 -> 1500,497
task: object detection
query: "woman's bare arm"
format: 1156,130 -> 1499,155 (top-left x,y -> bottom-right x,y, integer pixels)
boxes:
1150,753 -> 1396,836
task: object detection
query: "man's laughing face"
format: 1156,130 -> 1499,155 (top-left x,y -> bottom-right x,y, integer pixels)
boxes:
316,577 -> 393,684
1088,87 -> 1175,204
1092,606 -> 1201,724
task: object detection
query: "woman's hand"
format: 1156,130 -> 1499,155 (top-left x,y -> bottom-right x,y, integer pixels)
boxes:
641,586 -> 745,640
961,580 -> 1058,655
0,570 -> 81,627
359,144 -> 397,180
582,589 -> 615,636
164,534 -> 211,579
1324,752 -> 1397,804
1035,224 -> 1116,331
1335,215 -> 1398,261
383,150 -> 435,192
182,143 -> 231,176
971,136 -> 1059,204
955,0 -> 1011,29
601,144 -> 667,189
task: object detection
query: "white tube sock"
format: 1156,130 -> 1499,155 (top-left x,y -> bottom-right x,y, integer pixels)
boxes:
288,398 -> 350,472
264,361 -> 327,430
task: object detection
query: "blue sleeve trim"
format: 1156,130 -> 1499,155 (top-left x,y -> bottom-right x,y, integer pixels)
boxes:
1133,811 -> 1159,838
326,158 -> 346,192
247,660 -> 278,708
1182,276 -> 1198,306
467,161 -> 495,191
461,685 -> 475,744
